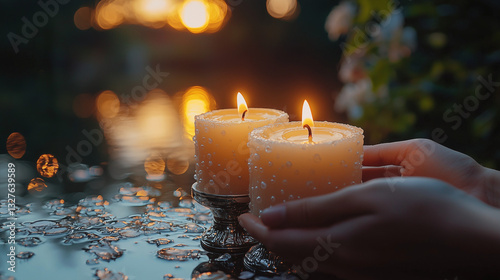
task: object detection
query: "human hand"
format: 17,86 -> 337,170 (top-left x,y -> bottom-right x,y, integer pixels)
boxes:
239,177 -> 500,280
363,139 -> 491,204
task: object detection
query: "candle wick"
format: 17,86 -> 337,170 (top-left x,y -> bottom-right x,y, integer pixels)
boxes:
241,110 -> 248,121
303,124 -> 313,142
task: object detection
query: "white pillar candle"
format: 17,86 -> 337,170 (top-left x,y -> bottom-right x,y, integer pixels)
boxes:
248,101 -> 363,215
194,93 -> 288,195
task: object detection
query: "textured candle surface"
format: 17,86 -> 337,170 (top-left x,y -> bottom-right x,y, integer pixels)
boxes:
248,121 -> 364,216
194,108 -> 288,195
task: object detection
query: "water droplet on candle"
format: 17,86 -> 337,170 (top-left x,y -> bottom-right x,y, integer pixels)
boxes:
209,180 -> 214,186
265,146 -> 272,153
208,138 -> 213,144
261,182 -> 267,189
195,129 -> 200,134
221,130 -> 226,135
270,196 -> 276,203
204,126 -> 209,132
253,153 -> 260,161
208,161 -> 213,167
268,161 -> 273,167
193,174 -> 198,180
288,194 -> 294,200
280,189 -> 285,195
313,154 -> 321,163
306,181 -> 314,189
207,153 -> 212,160
357,140 -> 360,145
282,180 -> 287,186
256,196 -> 262,203
238,176 -> 242,179
286,161 -> 292,168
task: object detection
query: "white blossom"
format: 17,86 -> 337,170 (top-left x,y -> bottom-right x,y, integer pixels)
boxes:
374,10 -> 417,62
325,1 -> 356,41
339,51 -> 367,83
334,78 -> 372,119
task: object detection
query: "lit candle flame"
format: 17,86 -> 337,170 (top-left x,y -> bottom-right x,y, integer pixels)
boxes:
302,100 -> 314,142
237,92 -> 248,121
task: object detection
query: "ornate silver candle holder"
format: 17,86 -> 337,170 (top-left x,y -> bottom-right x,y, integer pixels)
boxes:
244,243 -> 289,275
191,183 -> 258,254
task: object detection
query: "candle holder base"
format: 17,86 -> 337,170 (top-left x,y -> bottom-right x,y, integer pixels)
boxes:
191,183 -> 258,254
243,243 -> 289,275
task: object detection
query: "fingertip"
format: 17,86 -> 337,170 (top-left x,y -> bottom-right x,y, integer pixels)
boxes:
261,205 -> 286,228
238,213 -> 259,229
238,213 -> 268,241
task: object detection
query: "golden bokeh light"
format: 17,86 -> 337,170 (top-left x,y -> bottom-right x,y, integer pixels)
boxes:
134,0 -> 173,27
73,93 -> 95,118
144,154 -> 166,176
96,90 -> 120,119
28,177 -> 47,192
37,154 -> 59,178
137,89 -> 183,149
95,1 -> 124,30
205,0 -> 228,33
74,6 -> 92,30
180,86 -> 215,138
266,0 -> 298,20
6,132 -> 26,159
79,0 -> 228,33
166,158 -> 190,175
166,9 -> 185,31
180,0 -> 209,33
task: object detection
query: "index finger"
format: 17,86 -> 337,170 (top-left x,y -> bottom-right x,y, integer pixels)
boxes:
260,183 -> 375,229
363,140 -> 416,167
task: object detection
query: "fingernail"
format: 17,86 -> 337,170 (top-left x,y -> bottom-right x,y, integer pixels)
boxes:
261,205 -> 286,228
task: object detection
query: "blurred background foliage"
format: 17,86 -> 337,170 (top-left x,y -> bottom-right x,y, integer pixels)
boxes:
1,0 -> 499,171
330,0 -> 500,168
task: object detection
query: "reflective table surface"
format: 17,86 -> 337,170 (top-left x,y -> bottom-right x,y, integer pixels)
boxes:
0,159 -> 306,280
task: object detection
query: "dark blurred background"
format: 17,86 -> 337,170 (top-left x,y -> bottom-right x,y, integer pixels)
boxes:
1,0 -> 499,170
